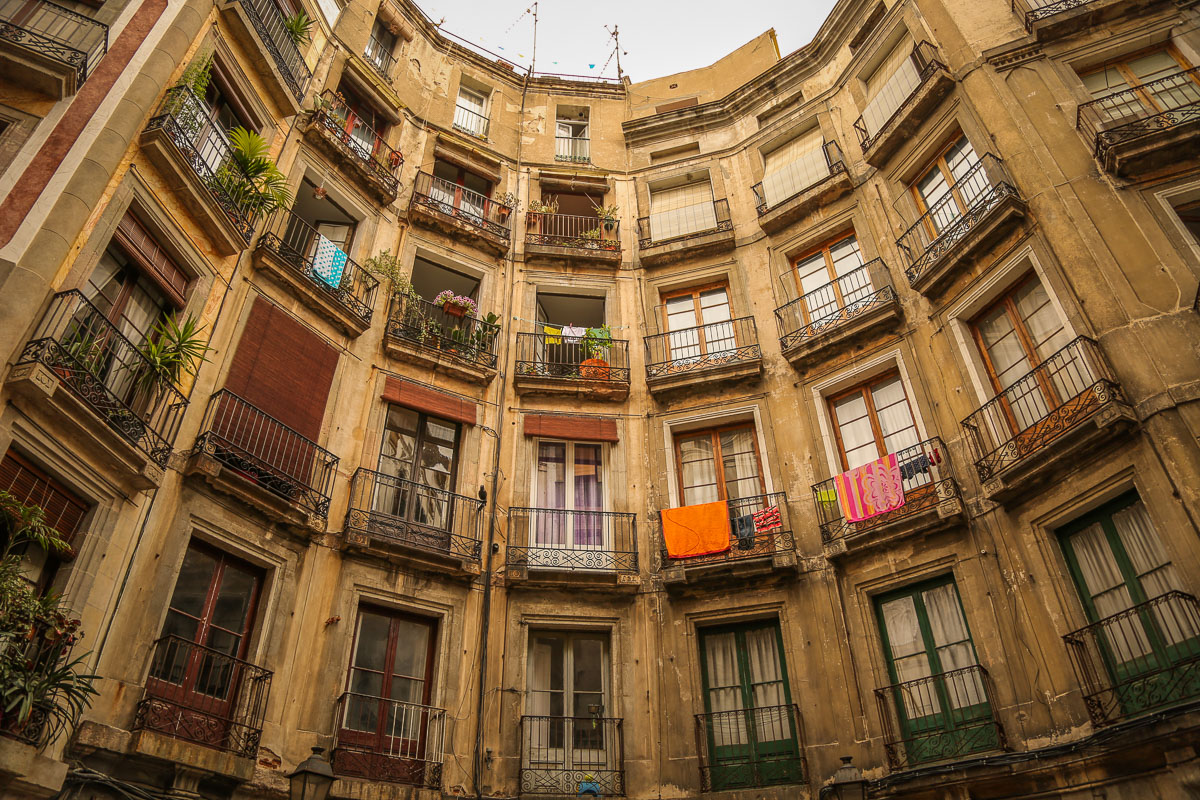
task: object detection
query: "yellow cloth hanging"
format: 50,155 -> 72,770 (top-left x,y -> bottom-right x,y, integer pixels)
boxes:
543,325 -> 562,345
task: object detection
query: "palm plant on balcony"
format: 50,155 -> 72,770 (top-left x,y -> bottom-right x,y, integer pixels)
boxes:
130,314 -> 211,397
215,127 -> 293,214
283,11 -> 315,46
581,324 -> 613,379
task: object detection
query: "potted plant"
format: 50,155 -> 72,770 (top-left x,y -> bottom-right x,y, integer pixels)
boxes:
580,324 -> 613,380
212,127 -> 293,214
434,290 -> 477,319
495,191 -> 520,224
594,203 -> 619,241
283,11 -> 315,46
526,197 -> 558,234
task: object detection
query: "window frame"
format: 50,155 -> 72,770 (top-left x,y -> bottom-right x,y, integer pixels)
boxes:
968,272 -> 1064,403
672,422 -> 766,504
911,134 -> 978,230
788,232 -> 867,325
826,370 -> 919,471
1078,44 -> 1197,111
532,438 -> 607,513
378,404 -> 463,493
660,281 -> 735,360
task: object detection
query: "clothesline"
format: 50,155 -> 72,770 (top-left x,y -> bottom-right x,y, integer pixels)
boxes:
511,314 -> 632,330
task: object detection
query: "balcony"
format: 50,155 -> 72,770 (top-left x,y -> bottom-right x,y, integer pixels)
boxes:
343,468 -> 484,574
332,692 -> 446,788
897,154 -> 1026,297
775,260 -> 900,369
141,86 -> 261,255
132,636 -> 272,764
513,332 -> 631,400
636,199 -> 735,267
1064,591 -> 1200,727
384,293 -> 500,384
555,135 -> 590,163
364,33 -> 396,79
645,317 -> 762,395
1014,0 -> 1164,41
695,704 -> 807,792
7,291 -> 187,490
854,42 -> 955,168
524,211 -> 620,266
304,89 -> 403,203
186,390 -> 337,533
0,618 -> 81,749
875,665 -> 1005,771
506,508 -> 639,588
661,493 -> 798,586
961,337 -> 1134,504
1077,67 -> 1200,178
409,171 -> 512,256
0,0 -> 106,98
751,141 -> 852,234
218,0 -> 310,111
452,104 -> 490,139
520,716 -> 624,796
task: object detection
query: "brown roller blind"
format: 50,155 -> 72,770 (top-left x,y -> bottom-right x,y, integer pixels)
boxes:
523,414 -> 618,442
113,212 -> 189,308
381,377 -> 477,426
0,451 -> 88,544
224,297 -> 339,441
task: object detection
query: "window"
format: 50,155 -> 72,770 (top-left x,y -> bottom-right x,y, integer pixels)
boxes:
790,233 -> 870,325
334,84 -> 388,163
375,406 -> 461,533
454,85 -> 489,138
0,450 -> 89,591
86,242 -> 178,345
555,106 -> 589,162
912,136 -> 984,236
530,291 -> 606,375
530,441 -> 605,556
649,181 -> 716,241
282,178 -> 358,271
760,128 -> 828,208
828,372 -> 919,470
1079,47 -> 1198,122
527,630 -> 609,736
674,424 -> 764,506
430,159 -> 493,219
860,36 -> 918,138
661,284 -> 735,364
697,620 -> 801,790
366,19 -> 399,76
1174,199 -> 1200,243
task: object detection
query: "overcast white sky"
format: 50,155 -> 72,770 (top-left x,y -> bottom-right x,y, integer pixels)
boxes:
412,0 -> 840,83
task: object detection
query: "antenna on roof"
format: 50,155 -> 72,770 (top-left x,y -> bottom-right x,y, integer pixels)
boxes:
604,25 -> 624,80
529,2 -> 538,76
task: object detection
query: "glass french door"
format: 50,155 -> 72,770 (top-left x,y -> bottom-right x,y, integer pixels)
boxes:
532,441 -> 606,561
829,373 -> 920,471
791,234 -> 870,326
674,425 -> 764,507
526,632 -> 612,784
1059,494 -> 1200,714
662,285 -> 735,366
432,160 -> 490,219
876,579 -> 995,764
1081,48 -> 1199,123
375,406 -> 460,540
914,137 -> 983,236
698,621 -> 801,790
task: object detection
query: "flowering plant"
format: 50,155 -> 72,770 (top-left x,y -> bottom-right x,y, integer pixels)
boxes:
434,290 -> 478,317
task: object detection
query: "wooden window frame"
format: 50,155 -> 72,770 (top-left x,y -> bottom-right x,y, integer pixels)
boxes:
968,272 -> 1063,407
1078,44 -> 1198,113
789,231 -> 862,324
874,575 -> 979,685
911,134 -> 976,234
343,606 -> 438,706
660,281 -> 735,359
164,540 -> 264,661
672,422 -> 766,503
533,438 -> 607,513
697,618 -> 794,714
379,404 -> 463,493
526,629 -> 611,715
826,371 -> 918,471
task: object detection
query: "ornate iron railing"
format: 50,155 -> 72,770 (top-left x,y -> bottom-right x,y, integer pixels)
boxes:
897,154 -> 1020,287
694,704 -> 806,791
1077,66 -> 1200,159
364,33 -> 396,78
345,467 -> 484,561
520,716 -> 625,796
311,89 -> 402,196
663,493 -> 794,567
0,616 -> 83,747
0,0 -> 107,87
812,437 -> 959,544
332,692 -> 446,787
1064,591 -> 1200,726
1014,0 -> 1086,28
193,389 -> 337,518
15,290 -> 188,467
514,332 -> 631,385
961,337 -> 1122,482
874,664 -> 1005,771
257,207 -> 379,323
452,103 -> 490,138
645,317 -> 760,379
525,211 -> 620,252
144,85 -> 262,243
410,171 -> 512,240
638,198 -> 732,248
133,635 -> 272,759
507,508 -> 638,574
386,293 -> 501,370
230,0 -> 310,101
555,135 -> 590,162
854,41 -> 946,150
775,260 -> 895,352
751,140 -> 845,214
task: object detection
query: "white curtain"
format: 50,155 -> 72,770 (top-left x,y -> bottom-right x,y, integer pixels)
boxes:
1113,502 -> 1198,647
1070,523 -> 1151,664
650,182 -> 716,241
761,128 -> 827,208
745,627 -> 788,743
704,633 -> 746,747
881,596 -> 939,718
925,584 -> 985,709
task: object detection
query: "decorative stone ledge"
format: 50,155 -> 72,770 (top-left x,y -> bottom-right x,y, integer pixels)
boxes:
182,450 -> 326,538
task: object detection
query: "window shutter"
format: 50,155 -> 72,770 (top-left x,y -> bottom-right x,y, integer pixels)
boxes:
865,37 -> 914,99
381,377 -> 478,426
112,212 -> 188,308
0,452 -> 88,544
523,414 -> 618,442
649,181 -> 716,240
761,128 -> 826,207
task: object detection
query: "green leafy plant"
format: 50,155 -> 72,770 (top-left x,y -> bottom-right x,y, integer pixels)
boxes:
497,191 -> 521,212
583,324 -> 613,360
130,314 -> 212,396
283,11 -> 315,46
215,127 -> 293,213
176,51 -> 214,98
528,196 -> 559,214
593,202 -> 619,222
62,324 -> 108,380
363,250 -> 416,297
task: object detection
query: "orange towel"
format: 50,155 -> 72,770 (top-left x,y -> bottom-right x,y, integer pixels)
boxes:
661,501 -> 731,558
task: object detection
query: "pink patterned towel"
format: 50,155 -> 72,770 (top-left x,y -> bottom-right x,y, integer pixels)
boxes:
834,454 -> 905,522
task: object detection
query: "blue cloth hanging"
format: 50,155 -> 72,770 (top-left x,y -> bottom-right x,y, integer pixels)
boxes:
313,235 -> 348,289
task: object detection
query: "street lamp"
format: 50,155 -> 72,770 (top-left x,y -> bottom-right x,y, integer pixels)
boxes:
828,755 -> 867,800
287,746 -> 335,800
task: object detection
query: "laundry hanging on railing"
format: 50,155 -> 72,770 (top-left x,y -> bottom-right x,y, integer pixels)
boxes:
661,501 -> 731,558
313,235 -> 347,289
834,454 -> 905,523
561,325 -> 586,343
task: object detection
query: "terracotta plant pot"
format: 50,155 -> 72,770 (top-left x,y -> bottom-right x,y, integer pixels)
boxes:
443,303 -> 467,318
580,358 -> 610,380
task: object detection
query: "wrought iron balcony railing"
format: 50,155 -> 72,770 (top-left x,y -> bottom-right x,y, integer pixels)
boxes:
555,135 -> 590,162
751,141 -> 845,214
0,0 -> 107,87
452,104 -> 490,138
345,467 -> 484,561
961,337 -> 1123,482
854,41 -> 946,150
193,389 -> 337,518
312,89 -> 403,196
1013,0 -> 1123,30
775,260 -> 896,351
386,293 -> 501,371
0,617 -> 83,747
812,437 -> 959,544
364,33 -> 396,78
230,0 -> 310,101
645,317 -> 760,379
332,691 -> 446,788
410,171 -> 512,240
507,508 -> 638,574
637,198 -> 732,248
257,207 -> 380,323
14,290 -> 188,468
526,211 -> 620,252
874,664 -> 1005,771
1077,67 -> 1200,159
664,493 -> 795,568
1064,591 -> 1200,726
514,332 -> 631,385
133,634 -> 272,759
694,704 -> 806,792
144,86 -> 262,243
520,715 -> 625,796
896,154 -> 1020,287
